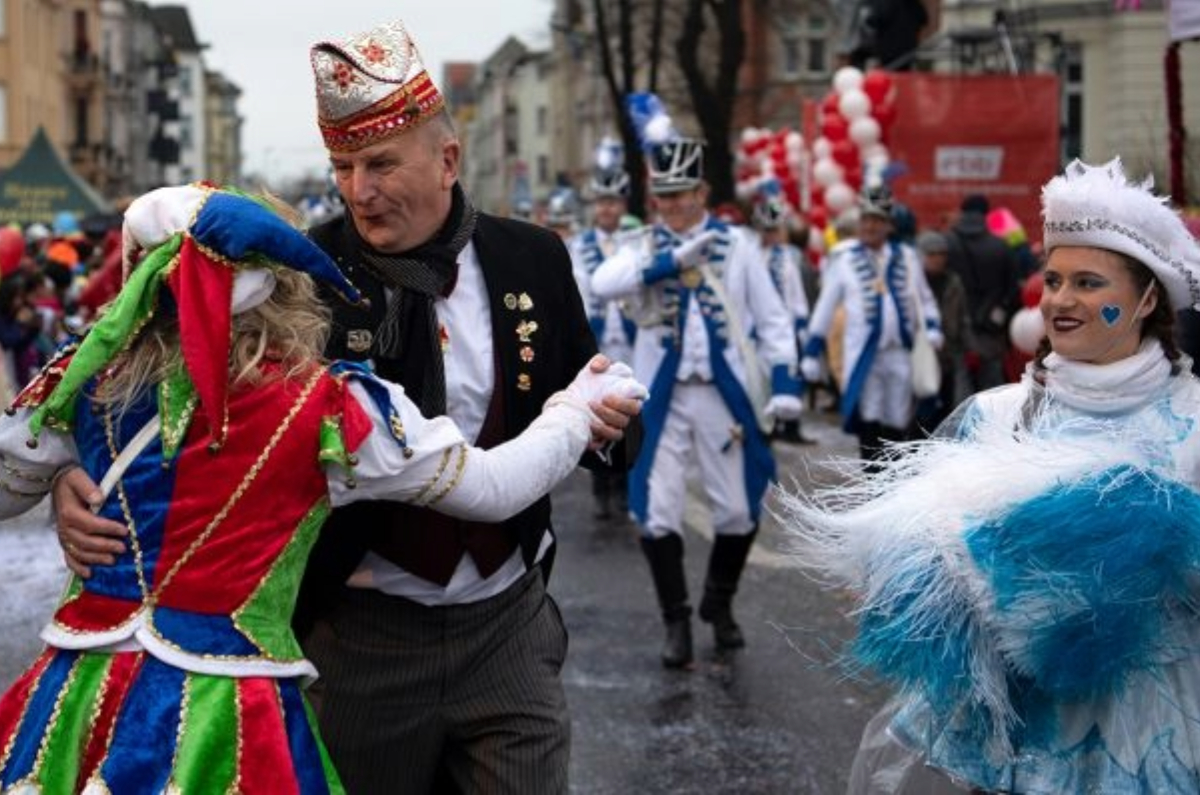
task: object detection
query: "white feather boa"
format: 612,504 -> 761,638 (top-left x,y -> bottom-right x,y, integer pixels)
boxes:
778,368 -> 1200,762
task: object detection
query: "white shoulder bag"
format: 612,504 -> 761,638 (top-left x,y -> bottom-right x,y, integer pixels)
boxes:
907,262 -> 941,400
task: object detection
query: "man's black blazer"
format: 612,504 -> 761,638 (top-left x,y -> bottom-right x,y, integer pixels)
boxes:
294,211 -> 640,633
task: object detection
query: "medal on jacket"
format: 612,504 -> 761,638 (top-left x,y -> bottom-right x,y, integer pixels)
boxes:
680,268 -> 703,289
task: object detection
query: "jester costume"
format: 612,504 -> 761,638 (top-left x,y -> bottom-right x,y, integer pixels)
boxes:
784,340 -> 1200,793
0,186 -> 637,794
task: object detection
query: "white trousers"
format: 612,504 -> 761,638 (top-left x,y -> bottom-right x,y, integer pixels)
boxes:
857,347 -> 914,430
644,383 -> 755,540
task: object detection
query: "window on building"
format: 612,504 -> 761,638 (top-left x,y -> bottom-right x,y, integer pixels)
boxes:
804,14 -> 829,75
537,106 -> 548,135
0,85 -> 7,144
0,0 -> 6,39
75,98 -> 88,147
537,155 -> 549,185
1061,43 -> 1082,162
782,37 -> 802,77
781,13 -> 830,77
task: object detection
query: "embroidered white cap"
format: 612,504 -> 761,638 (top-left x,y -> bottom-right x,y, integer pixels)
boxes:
1042,158 -> 1200,310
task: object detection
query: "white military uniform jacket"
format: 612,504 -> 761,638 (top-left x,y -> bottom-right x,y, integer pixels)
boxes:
804,238 -> 942,431
591,215 -> 797,525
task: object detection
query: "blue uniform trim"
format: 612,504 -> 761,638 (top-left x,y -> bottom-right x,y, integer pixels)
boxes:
771,363 -> 800,397
642,251 -> 679,285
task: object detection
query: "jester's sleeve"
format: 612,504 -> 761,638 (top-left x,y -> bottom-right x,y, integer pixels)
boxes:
0,408 -> 78,519
0,349 -> 82,517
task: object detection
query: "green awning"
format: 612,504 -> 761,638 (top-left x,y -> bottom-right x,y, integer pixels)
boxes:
0,127 -> 109,225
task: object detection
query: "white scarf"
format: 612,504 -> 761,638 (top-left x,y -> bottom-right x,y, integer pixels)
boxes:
1039,338 -> 1173,414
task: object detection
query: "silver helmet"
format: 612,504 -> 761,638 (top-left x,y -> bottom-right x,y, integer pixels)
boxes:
647,138 -> 705,195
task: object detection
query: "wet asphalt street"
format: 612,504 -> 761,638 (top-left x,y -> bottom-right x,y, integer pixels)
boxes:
0,409 -> 892,794
553,413 -> 889,794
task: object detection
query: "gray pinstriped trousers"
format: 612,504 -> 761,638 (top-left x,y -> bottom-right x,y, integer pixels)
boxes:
303,569 -> 571,794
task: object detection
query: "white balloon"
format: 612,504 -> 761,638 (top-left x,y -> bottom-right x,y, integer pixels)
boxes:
1009,308 -> 1045,355
862,143 -> 890,163
838,89 -> 872,120
786,151 -> 805,170
785,131 -> 804,152
833,66 -> 865,94
812,137 -> 833,160
824,182 -> 856,214
813,157 -> 844,188
849,116 -> 882,147
807,227 -> 827,251
736,179 -> 757,201
739,127 -> 759,145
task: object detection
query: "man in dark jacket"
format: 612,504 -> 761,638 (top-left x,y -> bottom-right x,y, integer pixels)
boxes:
946,194 -> 1021,393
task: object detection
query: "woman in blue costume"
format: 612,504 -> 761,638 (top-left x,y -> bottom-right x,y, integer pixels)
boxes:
783,158 -> 1200,794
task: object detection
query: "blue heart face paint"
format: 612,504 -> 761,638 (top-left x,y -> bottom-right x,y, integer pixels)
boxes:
1101,304 -> 1122,326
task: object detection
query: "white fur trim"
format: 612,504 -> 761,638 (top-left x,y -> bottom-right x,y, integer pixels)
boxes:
231,269 -> 276,314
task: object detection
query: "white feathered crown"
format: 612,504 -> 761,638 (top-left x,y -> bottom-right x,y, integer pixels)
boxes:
1042,158 -> 1200,310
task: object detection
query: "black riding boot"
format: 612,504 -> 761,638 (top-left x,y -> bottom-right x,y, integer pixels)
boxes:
698,530 -> 757,650
640,534 -> 693,669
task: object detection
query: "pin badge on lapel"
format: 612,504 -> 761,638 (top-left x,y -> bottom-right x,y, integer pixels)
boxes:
520,346 -> 535,363
518,292 -> 534,311
504,293 -> 518,310
517,374 -> 532,392
346,329 -> 373,353
516,320 -> 539,343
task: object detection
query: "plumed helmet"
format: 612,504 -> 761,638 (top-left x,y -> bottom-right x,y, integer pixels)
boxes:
647,138 -> 705,195
859,185 -> 894,220
545,189 -> 577,227
590,168 -> 630,199
752,197 -> 789,230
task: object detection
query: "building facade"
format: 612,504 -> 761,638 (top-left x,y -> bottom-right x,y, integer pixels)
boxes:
0,0 -> 241,202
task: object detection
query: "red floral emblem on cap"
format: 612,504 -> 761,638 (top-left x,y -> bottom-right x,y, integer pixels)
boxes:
331,62 -> 359,91
358,40 -> 391,66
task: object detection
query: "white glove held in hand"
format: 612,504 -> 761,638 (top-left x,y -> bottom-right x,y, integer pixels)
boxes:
672,230 -> 718,271
764,394 -> 803,421
562,358 -> 649,409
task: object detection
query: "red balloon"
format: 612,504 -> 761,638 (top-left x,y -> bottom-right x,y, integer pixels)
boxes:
831,138 -> 860,169
843,165 -> 863,190
820,112 -> 849,142
784,183 -> 801,210
808,205 -> 828,230
0,228 -> 23,276
862,70 -> 894,106
1022,271 -> 1044,309
874,101 -> 898,129
821,91 -> 841,114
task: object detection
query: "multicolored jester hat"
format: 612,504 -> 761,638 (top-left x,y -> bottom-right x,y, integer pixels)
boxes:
21,183 -> 364,450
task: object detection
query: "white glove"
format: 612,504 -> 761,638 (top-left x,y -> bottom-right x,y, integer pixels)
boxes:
764,394 -> 803,422
672,230 -> 718,271
800,356 -> 822,384
563,357 -> 649,408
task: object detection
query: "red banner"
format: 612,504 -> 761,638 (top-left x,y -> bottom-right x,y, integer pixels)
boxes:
888,73 -> 1060,244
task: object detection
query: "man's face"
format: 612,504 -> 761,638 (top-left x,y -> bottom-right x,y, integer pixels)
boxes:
592,196 -> 626,233
330,126 -> 460,254
858,213 -> 891,249
652,186 -> 708,234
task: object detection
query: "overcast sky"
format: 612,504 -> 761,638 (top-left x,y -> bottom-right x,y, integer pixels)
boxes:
172,1 -> 554,185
